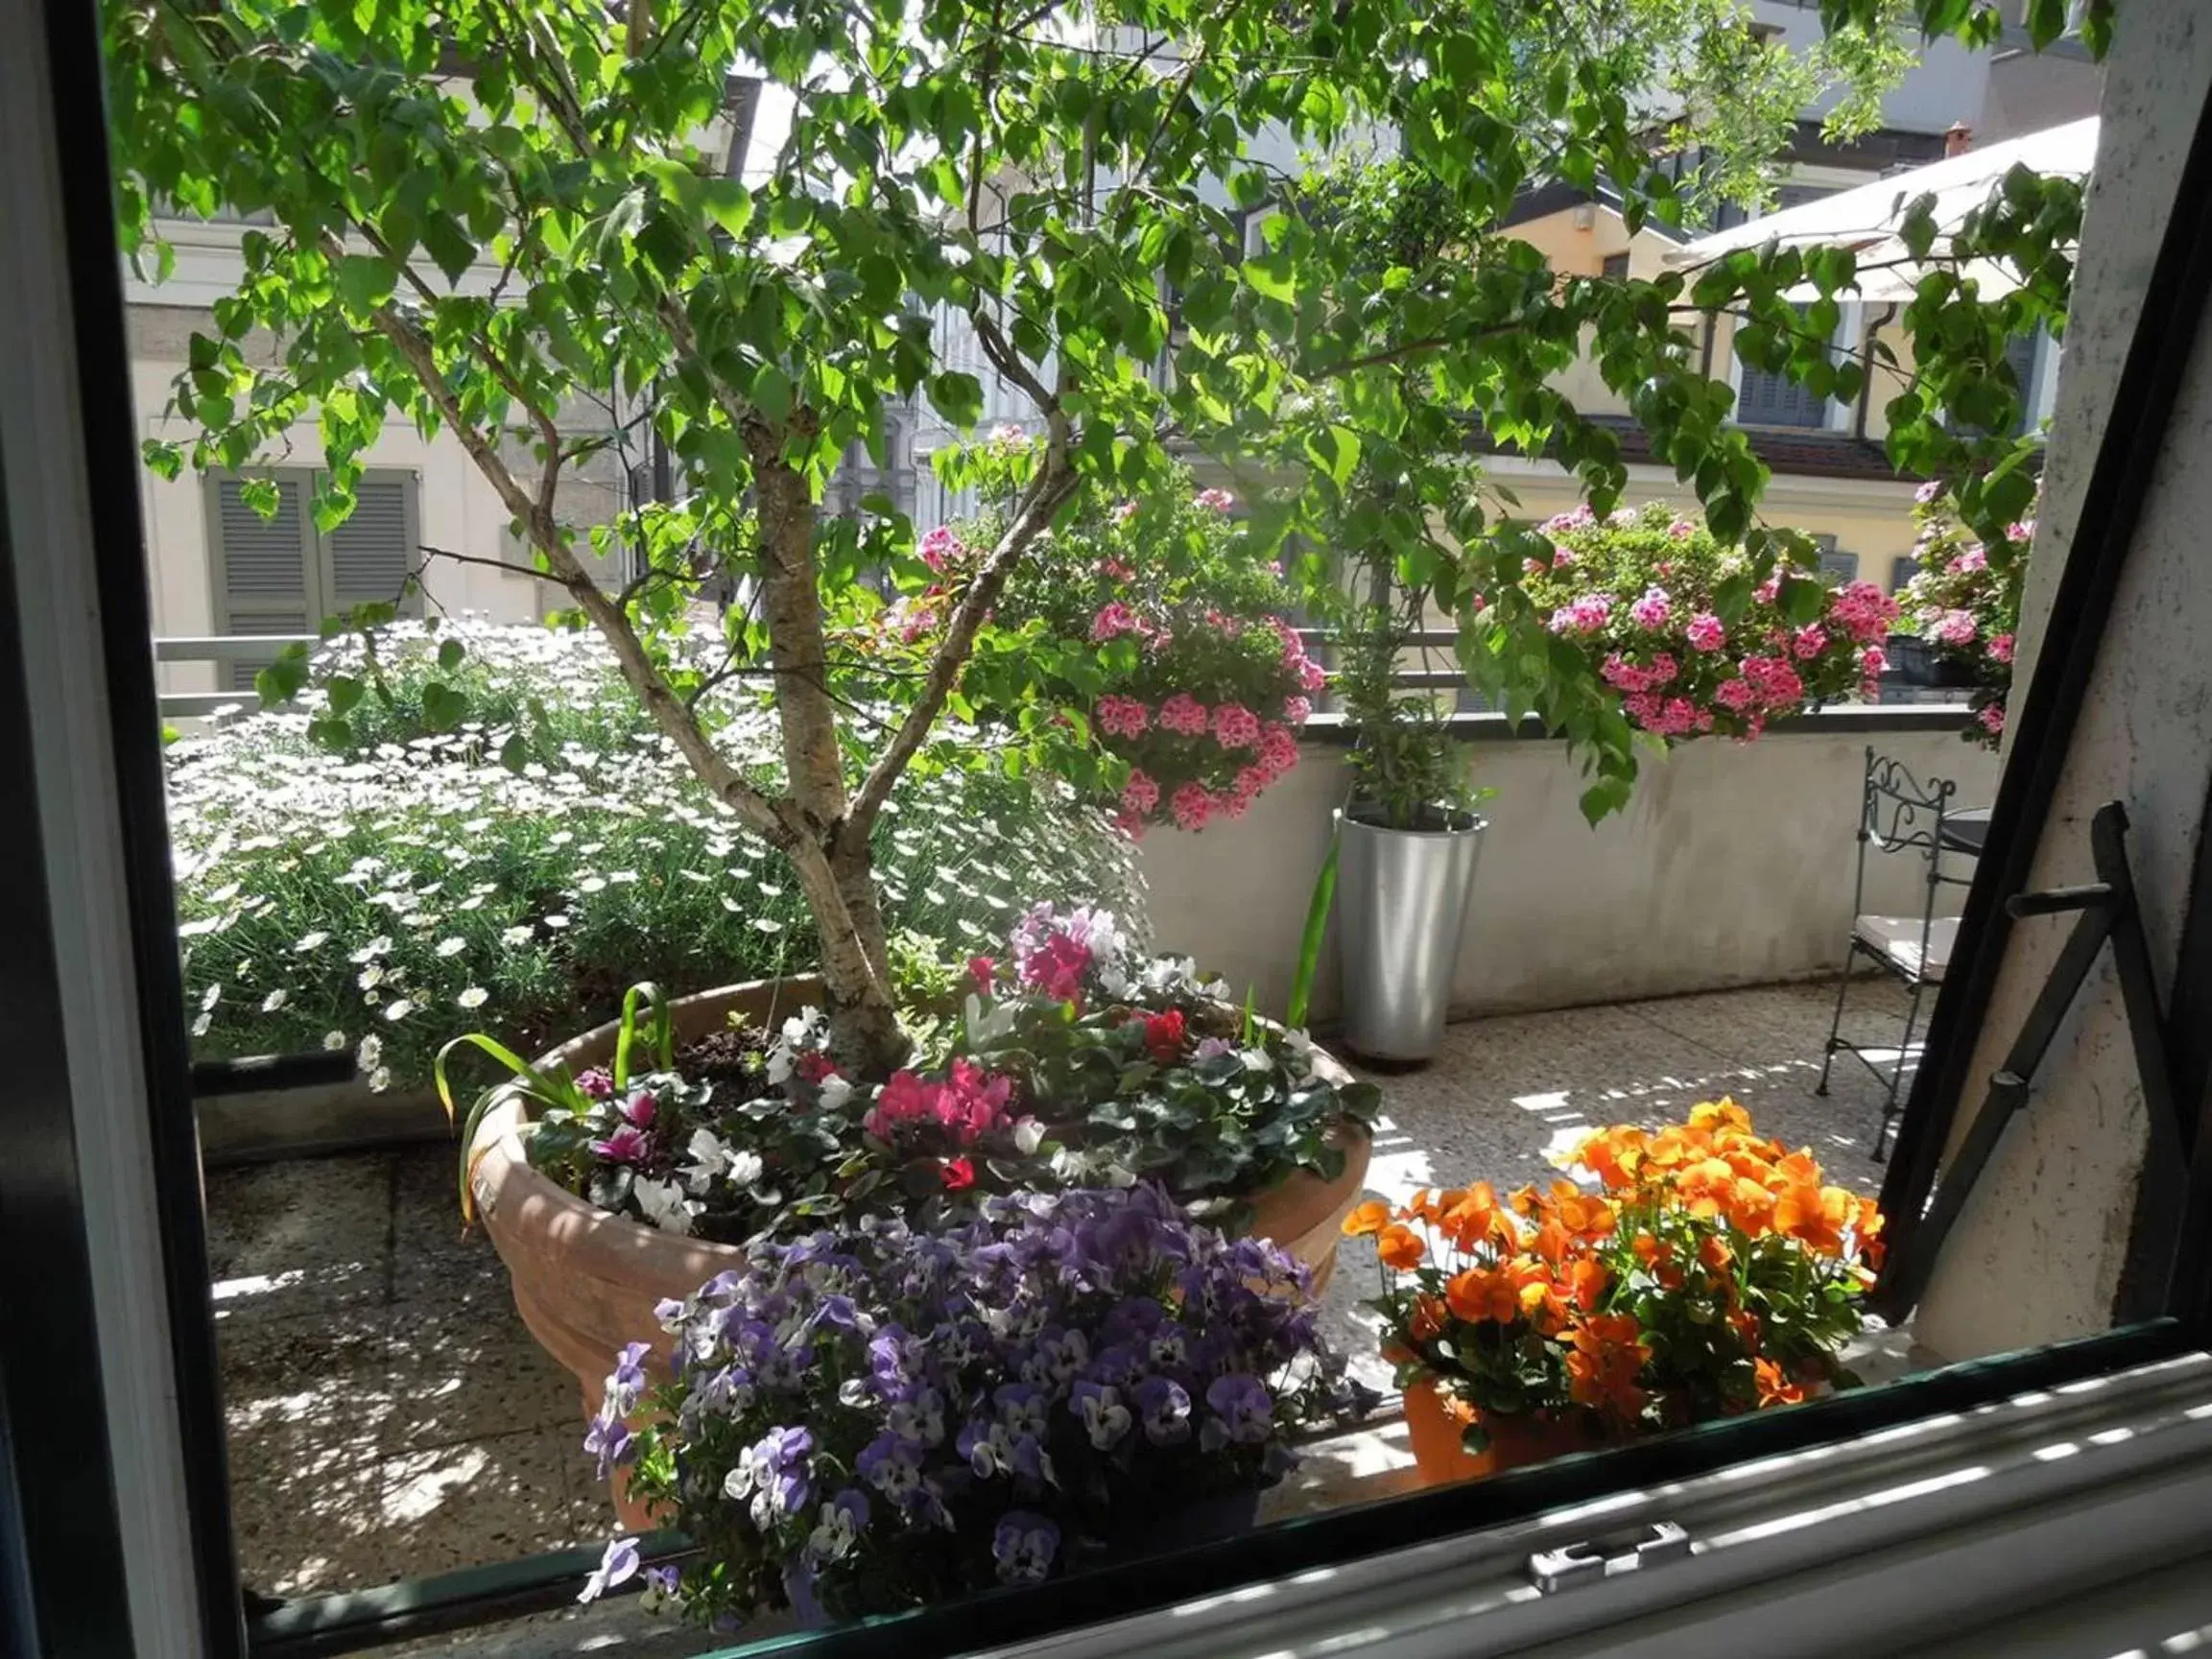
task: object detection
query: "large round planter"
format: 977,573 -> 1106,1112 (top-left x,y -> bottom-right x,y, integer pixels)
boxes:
1334,806 -> 1487,1066
466,978 -> 1370,1528
1400,1379 -> 1597,1487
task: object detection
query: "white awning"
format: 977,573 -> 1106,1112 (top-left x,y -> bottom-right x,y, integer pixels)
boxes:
1663,117 -> 2099,301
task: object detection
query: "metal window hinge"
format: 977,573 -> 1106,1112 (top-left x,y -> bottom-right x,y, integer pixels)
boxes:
1528,1521 -> 1693,1595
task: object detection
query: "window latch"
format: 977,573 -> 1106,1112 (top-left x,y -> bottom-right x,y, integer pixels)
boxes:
1528,1521 -> 1692,1595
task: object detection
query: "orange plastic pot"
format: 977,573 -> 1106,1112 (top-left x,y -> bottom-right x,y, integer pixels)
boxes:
1401,1380 -> 1597,1486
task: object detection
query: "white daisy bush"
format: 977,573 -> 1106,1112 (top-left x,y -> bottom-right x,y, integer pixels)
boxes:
170,624 -> 1145,1094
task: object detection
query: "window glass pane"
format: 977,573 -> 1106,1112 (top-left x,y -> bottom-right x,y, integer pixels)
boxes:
104,6 -> 2176,1654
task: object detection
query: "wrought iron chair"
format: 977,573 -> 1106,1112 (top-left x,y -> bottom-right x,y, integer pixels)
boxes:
1816,747 -> 1975,1158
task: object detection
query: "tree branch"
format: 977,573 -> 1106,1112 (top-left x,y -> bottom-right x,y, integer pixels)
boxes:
368,302 -> 805,851
844,451 -> 1080,842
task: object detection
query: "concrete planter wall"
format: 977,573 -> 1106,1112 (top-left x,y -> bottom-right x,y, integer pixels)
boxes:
1138,714 -> 1999,1026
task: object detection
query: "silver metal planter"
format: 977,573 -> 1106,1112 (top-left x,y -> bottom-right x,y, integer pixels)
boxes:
1334,806 -> 1487,1065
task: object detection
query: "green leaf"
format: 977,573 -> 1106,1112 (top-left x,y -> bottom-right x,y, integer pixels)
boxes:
1305,424 -> 1361,487
499,733 -> 529,773
418,679 -> 466,731
254,643 -> 310,706
333,254 -> 396,313
699,178 -> 753,239
438,638 -> 465,673
1285,824 -> 1340,1031
324,673 -> 365,716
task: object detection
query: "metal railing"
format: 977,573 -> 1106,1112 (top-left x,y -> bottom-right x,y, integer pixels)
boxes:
155,634 -> 316,720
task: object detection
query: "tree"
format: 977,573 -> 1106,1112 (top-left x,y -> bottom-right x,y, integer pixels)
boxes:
105,0 -> 2103,1065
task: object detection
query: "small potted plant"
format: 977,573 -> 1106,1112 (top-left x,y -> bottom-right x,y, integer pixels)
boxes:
1329,600 -> 1486,1066
1344,1099 -> 1883,1486
452,904 -> 1379,1481
575,1184 -> 1373,1627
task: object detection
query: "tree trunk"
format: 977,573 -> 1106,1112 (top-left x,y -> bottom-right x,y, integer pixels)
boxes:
749,445 -> 908,1073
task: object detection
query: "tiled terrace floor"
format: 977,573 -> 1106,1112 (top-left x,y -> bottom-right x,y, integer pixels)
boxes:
209,974 -> 1916,1639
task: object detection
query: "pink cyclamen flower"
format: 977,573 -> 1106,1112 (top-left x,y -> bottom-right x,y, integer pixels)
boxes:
1629,586 -> 1672,629
1792,624 -> 1829,660
1194,486 -> 1236,511
1979,702 -> 2007,735
1121,770 -> 1161,816
1096,696 -> 1150,739
1933,608 -> 1979,646
1212,703 -> 1261,749
1157,693 -> 1209,736
1170,782 -> 1217,832
1915,478 -> 1945,504
1990,631 -> 2016,664
1113,500 -> 1139,523
1282,695 -> 1312,724
590,1124 -> 650,1165
1090,603 -> 1140,644
1950,544 -> 1987,574
1685,613 -> 1727,652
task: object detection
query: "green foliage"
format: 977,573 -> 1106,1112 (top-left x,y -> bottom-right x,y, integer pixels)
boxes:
171,626 -> 1145,1094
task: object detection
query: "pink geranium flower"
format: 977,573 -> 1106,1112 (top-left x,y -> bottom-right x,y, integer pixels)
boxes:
1090,603 -> 1140,643
1096,696 -> 1150,739
1121,770 -> 1161,816
1978,703 -> 2007,735
1989,632 -> 2015,664
1792,624 -> 1828,660
1212,703 -> 1261,748
1282,695 -> 1312,724
1933,608 -> 1979,646
1629,586 -> 1671,629
1170,782 -> 1217,832
1157,693 -> 1209,736
1685,613 -> 1727,652
1194,486 -> 1236,511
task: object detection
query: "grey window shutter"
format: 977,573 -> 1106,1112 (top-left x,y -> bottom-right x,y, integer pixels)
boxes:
1817,539 -> 1859,582
1736,305 -> 1830,429
322,473 -> 419,617
209,473 -> 313,691
1891,556 -> 1921,593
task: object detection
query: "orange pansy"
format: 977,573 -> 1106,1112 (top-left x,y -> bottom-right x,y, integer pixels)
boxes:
1377,1222 -> 1428,1271
1342,1199 -> 1392,1239
1446,1264 -> 1524,1324
1754,1358 -> 1806,1410
1409,1293 -> 1448,1342
1699,1234 -> 1733,1273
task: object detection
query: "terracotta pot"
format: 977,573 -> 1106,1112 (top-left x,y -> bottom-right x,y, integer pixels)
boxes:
1400,1379 -> 1597,1487
466,978 -> 1371,1527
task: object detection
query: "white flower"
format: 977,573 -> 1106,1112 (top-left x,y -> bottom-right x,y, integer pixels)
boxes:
191,1012 -> 212,1037
294,931 -> 329,953
632,1176 -> 696,1236
579,876 -> 607,894
322,1031 -> 346,1051
384,999 -> 414,1022
201,984 -> 223,1012
260,988 -> 288,1013
356,1034 -> 383,1069
818,1073 -> 853,1111
1013,1118 -> 1046,1154
501,924 -> 534,946
457,986 -> 488,1008
358,965 -> 385,990
543,913 -> 571,930
436,936 -> 467,958
349,936 -> 394,963
369,1066 -> 392,1092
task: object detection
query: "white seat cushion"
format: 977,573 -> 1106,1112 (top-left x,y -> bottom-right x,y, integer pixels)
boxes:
1854,913 -> 1958,983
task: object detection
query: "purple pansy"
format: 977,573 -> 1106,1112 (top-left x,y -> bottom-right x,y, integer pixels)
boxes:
991,1511 -> 1060,1585
1203,1373 -> 1273,1449
1135,1376 -> 1192,1445
577,1535 -> 638,1603
1071,1379 -> 1131,1450
806,1488 -> 870,1561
